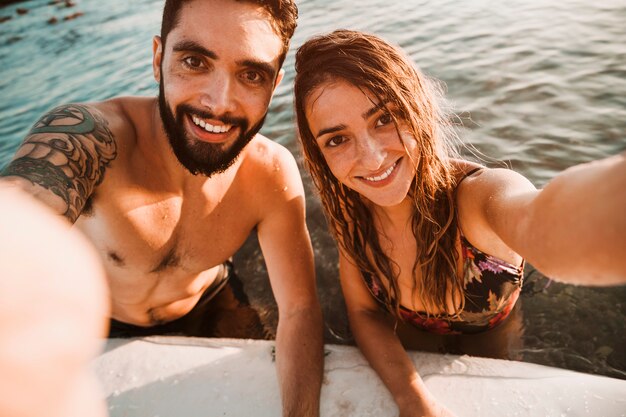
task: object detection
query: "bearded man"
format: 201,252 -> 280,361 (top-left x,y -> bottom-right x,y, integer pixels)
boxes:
0,1 -> 323,415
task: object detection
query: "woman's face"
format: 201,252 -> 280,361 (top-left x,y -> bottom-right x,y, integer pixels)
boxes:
304,79 -> 418,207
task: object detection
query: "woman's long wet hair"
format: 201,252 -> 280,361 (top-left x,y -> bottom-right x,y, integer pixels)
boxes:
294,30 -> 464,319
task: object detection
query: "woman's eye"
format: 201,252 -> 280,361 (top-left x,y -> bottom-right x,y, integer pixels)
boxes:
183,56 -> 203,69
326,135 -> 347,147
376,112 -> 393,127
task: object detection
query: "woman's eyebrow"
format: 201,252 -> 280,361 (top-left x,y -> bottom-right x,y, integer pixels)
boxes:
362,99 -> 391,119
315,124 -> 346,139
315,99 -> 392,139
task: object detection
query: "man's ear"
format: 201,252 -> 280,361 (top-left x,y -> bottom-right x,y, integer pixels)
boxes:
272,69 -> 285,94
153,36 -> 163,83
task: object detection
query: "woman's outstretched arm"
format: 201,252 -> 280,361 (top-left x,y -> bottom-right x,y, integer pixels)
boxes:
459,152 -> 626,285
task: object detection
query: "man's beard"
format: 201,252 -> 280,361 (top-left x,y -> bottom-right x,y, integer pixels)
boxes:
157,82 -> 267,177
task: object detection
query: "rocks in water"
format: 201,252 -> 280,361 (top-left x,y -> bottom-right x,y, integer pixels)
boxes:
51,0 -> 82,22
49,0 -> 77,7
0,0 -> 82,24
63,11 -> 82,21
0,0 -> 28,7
49,0 -> 76,7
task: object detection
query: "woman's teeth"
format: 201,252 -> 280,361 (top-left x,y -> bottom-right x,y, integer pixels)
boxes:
364,161 -> 398,182
192,115 -> 232,133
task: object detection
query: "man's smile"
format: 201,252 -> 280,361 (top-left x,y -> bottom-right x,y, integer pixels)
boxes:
191,114 -> 233,134
186,113 -> 240,144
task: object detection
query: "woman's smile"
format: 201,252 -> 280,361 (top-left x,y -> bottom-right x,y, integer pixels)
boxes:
356,157 -> 402,187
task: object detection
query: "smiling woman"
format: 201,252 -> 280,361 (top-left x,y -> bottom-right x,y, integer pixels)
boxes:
294,29 -> 626,417
0,0 -> 625,397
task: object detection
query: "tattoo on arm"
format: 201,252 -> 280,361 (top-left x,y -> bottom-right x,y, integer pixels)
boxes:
1,104 -> 117,222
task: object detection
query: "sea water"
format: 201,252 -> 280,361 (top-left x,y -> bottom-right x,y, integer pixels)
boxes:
0,0 -> 624,379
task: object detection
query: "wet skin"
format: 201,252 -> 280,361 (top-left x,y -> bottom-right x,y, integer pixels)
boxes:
305,79 -> 524,313
305,80 -> 418,208
0,1 -> 324,415
1,0 -> 303,327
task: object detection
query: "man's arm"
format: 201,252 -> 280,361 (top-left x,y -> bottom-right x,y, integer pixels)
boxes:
0,103 -> 117,223
256,145 -> 323,417
0,184 -> 110,417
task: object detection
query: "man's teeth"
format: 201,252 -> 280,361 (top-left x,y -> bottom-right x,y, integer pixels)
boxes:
364,161 -> 397,182
192,115 -> 232,133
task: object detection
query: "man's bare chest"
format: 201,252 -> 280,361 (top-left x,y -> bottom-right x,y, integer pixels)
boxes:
76,187 -> 259,275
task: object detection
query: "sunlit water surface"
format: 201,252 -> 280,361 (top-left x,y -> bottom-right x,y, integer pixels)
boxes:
1,0 -> 624,379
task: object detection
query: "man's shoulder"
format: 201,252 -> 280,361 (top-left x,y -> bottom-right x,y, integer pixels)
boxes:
238,135 -> 305,204
245,134 -> 294,161
242,135 -> 299,176
95,96 -> 154,130
79,96 -> 158,154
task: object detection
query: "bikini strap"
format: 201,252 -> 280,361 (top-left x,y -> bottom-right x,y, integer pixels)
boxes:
457,167 -> 483,186
455,166 -> 484,244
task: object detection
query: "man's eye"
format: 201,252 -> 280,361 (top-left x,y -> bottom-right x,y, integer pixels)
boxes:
242,71 -> 264,83
376,112 -> 393,127
183,56 -> 203,69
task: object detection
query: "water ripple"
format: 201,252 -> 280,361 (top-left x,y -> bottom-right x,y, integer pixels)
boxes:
1,0 -> 624,378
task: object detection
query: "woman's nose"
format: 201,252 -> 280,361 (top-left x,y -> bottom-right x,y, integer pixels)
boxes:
355,134 -> 386,171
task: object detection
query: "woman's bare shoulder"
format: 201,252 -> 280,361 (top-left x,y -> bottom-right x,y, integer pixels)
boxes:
449,158 -> 485,183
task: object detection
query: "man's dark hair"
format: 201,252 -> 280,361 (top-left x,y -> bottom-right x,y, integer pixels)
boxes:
160,0 -> 298,67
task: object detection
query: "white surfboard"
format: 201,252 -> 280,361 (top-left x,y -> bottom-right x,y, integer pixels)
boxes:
94,337 -> 626,416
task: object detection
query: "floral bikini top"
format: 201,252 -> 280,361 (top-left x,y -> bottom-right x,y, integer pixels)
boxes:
362,169 -> 525,335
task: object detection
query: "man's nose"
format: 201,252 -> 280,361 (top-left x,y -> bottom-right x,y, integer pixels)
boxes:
199,72 -> 237,115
